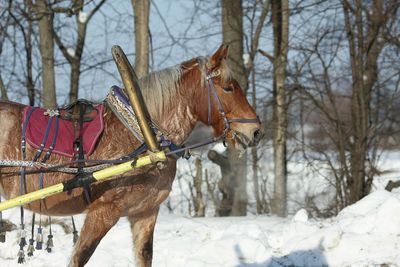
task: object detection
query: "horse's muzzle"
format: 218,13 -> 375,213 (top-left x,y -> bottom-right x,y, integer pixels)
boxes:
232,127 -> 263,149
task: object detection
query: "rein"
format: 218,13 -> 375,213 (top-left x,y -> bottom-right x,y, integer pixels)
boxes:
0,136 -> 222,176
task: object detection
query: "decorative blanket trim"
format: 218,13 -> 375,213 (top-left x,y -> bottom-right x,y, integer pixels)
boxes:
106,86 -> 168,143
105,86 -> 187,158
106,86 -> 147,142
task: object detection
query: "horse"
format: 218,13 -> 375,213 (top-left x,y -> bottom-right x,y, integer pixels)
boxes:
0,44 -> 261,267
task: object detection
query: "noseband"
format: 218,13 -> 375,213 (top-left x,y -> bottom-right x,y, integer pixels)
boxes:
205,69 -> 260,140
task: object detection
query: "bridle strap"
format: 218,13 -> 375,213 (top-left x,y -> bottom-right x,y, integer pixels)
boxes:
228,117 -> 260,124
206,75 -> 230,131
205,69 -> 259,136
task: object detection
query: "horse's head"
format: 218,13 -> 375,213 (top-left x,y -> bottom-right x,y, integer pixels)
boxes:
190,44 -> 263,150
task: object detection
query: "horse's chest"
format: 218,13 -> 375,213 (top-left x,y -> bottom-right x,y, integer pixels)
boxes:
111,161 -> 177,215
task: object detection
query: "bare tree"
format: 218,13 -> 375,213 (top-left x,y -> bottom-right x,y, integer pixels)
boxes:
290,0 -> 400,212
53,0 -> 107,103
29,0 -> 57,108
208,150 -> 235,216
342,0 -> 398,203
244,0 -> 270,214
189,158 -> 205,217
131,0 -> 150,78
221,0 -> 248,216
266,0 -> 290,216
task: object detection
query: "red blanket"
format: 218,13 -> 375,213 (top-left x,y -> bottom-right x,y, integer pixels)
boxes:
22,105 -> 104,158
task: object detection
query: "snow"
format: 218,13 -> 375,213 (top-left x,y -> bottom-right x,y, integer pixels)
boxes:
1,189 -> 400,266
67,48 -> 75,58
243,54 -> 250,67
78,11 -> 88,24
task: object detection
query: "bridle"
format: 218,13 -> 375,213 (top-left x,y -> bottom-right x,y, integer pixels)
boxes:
205,68 -> 260,145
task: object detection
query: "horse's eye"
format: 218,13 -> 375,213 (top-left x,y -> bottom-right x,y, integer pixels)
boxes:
223,86 -> 233,93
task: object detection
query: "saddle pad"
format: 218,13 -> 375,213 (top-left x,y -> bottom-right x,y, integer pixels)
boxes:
22,105 -> 105,158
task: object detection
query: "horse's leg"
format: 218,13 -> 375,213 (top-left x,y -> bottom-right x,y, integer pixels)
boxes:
129,208 -> 159,267
69,204 -> 121,267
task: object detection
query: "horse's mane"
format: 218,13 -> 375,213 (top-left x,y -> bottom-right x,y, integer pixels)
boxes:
138,56 -> 232,118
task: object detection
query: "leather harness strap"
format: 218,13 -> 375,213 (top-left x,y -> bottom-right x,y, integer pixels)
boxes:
205,69 -> 260,135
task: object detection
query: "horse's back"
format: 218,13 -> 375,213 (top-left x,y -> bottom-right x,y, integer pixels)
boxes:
0,101 -> 24,158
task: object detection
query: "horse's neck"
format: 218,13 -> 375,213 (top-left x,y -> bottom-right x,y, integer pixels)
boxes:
156,100 -> 198,145
143,64 -> 205,145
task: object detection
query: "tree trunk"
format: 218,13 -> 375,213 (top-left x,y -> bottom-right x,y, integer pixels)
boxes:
26,19 -> 35,106
271,0 -> 289,217
0,74 -> 8,101
132,0 -> 150,78
36,0 -> 57,108
343,0 -> 385,203
221,0 -> 248,216
193,159 -> 205,217
221,0 -> 247,91
69,1 -> 86,103
208,150 -> 234,216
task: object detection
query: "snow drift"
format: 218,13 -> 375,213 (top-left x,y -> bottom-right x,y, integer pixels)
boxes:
0,189 -> 399,266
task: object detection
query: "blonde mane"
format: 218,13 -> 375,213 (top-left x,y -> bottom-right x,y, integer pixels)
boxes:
138,56 -> 232,118
139,65 -> 182,118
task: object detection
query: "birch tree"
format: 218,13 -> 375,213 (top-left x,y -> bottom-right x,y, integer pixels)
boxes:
259,0 -> 289,216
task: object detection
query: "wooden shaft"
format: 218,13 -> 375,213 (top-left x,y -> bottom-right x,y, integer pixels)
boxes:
111,45 -> 159,152
0,151 -> 166,212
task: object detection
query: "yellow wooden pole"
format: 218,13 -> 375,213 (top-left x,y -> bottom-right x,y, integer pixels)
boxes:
0,151 -> 166,212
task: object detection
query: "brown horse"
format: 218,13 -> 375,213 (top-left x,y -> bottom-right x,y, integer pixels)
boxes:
0,45 -> 261,267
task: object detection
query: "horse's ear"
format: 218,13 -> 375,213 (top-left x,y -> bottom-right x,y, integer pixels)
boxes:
208,44 -> 229,69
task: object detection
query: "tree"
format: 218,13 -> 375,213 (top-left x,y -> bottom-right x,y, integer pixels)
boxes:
342,0 -> 398,203
132,0 -> 150,78
270,0 -> 289,216
30,0 -> 57,108
220,0 -> 248,216
53,0 -> 107,103
245,0 -> 270,214
291,0 -> 400,212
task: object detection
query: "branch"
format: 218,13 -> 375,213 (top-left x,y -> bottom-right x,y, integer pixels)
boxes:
251,0 -> 270,58
53,31 -> 74,63
258,48 -> 274,63
207,150 -> 229,168
87,0 -> 107,22
0,73 -> 8,100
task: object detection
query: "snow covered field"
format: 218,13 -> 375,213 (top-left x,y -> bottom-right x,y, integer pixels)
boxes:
1,189 -> 400,266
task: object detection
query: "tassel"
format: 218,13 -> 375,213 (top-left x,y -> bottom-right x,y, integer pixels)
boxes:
73,230 -> 79,245
19,229 -> 27,247
0,231 -> 5,243
17,248 -> 25,264
27,238 -> 35,257
35,227 -> 43,250
0,208 -> 5,243
46,234 -> 53,253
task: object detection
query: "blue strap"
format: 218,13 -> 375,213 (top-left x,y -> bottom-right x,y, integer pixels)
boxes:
33,116 -> 53,162
43,116 -> 59,162
40,116 -> 60,189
